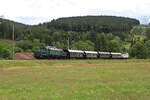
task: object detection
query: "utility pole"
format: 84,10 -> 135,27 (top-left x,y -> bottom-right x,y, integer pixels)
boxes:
12,23 -> 15,60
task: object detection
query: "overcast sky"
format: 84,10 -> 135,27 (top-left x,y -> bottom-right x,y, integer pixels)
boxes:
0,0 -> 150,25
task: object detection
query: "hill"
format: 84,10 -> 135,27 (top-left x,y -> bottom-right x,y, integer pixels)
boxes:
0,16 -> 140,41
0,16 -> 144,59
0,18 -> 28,40
44,16 -> 140,33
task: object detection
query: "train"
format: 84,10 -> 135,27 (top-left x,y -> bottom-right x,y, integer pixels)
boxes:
34,46 -> 129,59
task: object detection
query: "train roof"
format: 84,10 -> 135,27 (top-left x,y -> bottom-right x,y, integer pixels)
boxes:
111,52 -> 122,55
99,52 -> 110,54
45,46 -> 63,51
68,49 -> 84,53
84,51 -> 98,54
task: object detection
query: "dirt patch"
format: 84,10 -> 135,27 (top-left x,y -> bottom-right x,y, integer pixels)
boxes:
15,53 -> 35,60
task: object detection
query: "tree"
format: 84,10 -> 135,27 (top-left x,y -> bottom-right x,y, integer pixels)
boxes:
108,37 -> 122,52
145,27 -> 150,39
16,40 -> 33,52
145,40 -> 150,58
16,39 -> 44,52
95,33 -> 109,51
89,30 -> 97,43
130,42 -> 148,59
0,40 -> 12,59
72,40 -> 94,51
46,16 -> 139,33
130,26 -> 144,35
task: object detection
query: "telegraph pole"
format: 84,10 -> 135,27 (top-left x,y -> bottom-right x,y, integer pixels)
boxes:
12,23 -> 15,60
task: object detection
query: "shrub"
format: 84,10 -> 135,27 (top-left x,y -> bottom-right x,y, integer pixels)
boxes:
0,40 -> 12,59
15,47 -> 24,53
130,42 -> 148,59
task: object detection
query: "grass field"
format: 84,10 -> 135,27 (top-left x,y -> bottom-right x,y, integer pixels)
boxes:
0,60 -> 150,100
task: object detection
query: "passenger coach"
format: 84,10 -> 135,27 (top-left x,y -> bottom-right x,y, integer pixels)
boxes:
34,46 -> 129,59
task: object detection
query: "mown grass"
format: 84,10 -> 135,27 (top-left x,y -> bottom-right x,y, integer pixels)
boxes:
0,59 -> 150,100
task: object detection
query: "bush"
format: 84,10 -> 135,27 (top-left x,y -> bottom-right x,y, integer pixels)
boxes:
130,42 -> 148,59
108,37 -> 122,52
16,40 -> 33,51
0,40 -> 12,59
15,47 -> 24,53
145,40 -> 150,58
32,46 -> 40,52
72,40 -> 94,51
0,48 -> 11,59
16,39 -> 45,52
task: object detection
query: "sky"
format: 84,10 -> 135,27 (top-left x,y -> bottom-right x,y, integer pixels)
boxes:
0,0 -> 150,25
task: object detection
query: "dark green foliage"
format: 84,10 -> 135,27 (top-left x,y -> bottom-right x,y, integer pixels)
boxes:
130,42 -> 148,59
89,30 -> 97,43
95,33 -> 109,51
95,33 -> 122,52
0,16 -> 139,41
0,16 -> 141,59
108,37 -> 122,52
16,40 -> 33,51
46,16 -> 139,33
0,18 -> 27,40
145,27 -> 150,39
16,39 -> 44,52
0,40 -> 12,59
15,47 -> 24,53
145,40 -> 150,58
25,26 -> 52,42
72,40 -> 94,51
130,26 -> 145,35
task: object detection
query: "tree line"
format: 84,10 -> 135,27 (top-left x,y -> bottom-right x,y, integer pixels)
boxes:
2,16 -> 150,59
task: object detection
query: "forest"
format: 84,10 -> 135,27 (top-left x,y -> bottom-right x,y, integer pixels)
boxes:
0,16 -> 150,59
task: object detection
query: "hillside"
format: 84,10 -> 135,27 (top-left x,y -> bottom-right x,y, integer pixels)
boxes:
44,16 -> 140,33
0,16 -> 140,41
0,18 -> 28,40
1,16 -> 148,59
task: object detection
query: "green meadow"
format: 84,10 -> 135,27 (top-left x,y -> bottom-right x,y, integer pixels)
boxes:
0,60 -> 150,100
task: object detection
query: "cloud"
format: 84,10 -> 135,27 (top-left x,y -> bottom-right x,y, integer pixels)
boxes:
0,0 -> 150,24
12,16 -> 52,25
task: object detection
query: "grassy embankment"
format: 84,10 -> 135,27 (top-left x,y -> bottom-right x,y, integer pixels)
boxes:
0,60 -> 150,100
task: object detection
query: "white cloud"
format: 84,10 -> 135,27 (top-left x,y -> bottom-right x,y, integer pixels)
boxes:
0,0 -> 150,24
